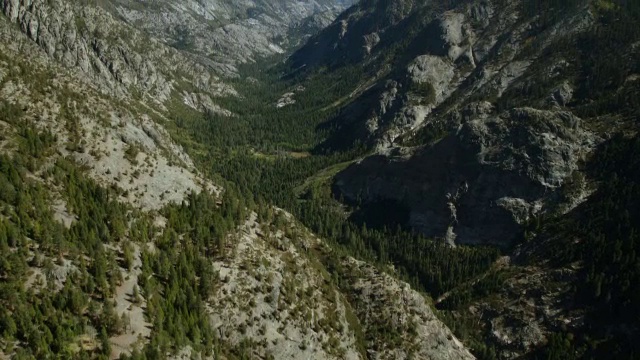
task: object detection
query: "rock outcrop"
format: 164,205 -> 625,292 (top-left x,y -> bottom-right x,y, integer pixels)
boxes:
207,210 -> 475,359
342,257 -> 475,359
1,0 -> 234,109
0,9 -> 217,211
335,107 -> 595,246
288,0 -> 611,246
112,0 -> 355,76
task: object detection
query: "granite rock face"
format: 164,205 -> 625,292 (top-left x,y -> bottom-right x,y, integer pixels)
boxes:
342,257 -> 476,359
335,107 -> 595,246
0,12 -> 219,212
0,0 -> 351,105
291,0 -> 603,246
111,0 -> 355,76
207,211 -> 476,360
0,0 -> 235,110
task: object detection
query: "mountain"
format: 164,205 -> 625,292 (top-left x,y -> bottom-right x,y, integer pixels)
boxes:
291,0 -> 639,247
1,0 -> 639,359
0,0 -> 476,359
109,0 -> 356,76
285,0 -> 640,357
1,0 -> 239,115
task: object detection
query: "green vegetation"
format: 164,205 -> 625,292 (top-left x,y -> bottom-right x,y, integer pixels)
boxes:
166,61 -> 369,154
1,2 -> 502,359
529,134 -> 640,359
2,0 -> 640,359
0,152 -> 132,358
161,59 -> 501,301
136,191 -> 239,357
399,119 -> 449,146
0,66 -> 248,359
498,0 -> 640,122
409,80 -> 436,105
437,269 -> 511,311
0,124 -> 250,358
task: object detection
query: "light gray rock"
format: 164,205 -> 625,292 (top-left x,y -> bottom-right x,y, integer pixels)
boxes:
549,81 -> 574,107
408,55 -> 455,102
362,32 -> 380,55
343,257 -> 476,359
0,0 -> 233,107
112,0 -> 354,76
335,108 -> 596,246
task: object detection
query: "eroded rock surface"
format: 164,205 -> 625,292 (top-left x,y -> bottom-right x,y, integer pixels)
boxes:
336,107 -> 595,246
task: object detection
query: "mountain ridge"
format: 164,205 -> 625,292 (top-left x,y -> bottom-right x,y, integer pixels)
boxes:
1,0 -> 639,359
288,0 -> 637,248
110,0 -> 356,76
0,0 -> 479,359
278,0 -> 640,357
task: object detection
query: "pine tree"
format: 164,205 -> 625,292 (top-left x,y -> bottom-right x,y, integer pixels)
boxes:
133,285 -> 142,305
99,327 -> 111,356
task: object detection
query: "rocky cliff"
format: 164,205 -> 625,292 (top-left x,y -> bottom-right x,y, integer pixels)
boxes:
110,0 -> 355,76
0,0 -> 353,108
0,9 -> 216,210
1,0 -> 237,113
335,107 -> 595,246
284,0 -> 640,356
0,0 -> 476,358
291,0 -> 638,247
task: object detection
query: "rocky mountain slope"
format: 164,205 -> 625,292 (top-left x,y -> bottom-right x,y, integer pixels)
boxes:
0,8 -> 213,211
206,210 -> 474,360
291,0 -> 638,247
0,0 -> 476,359
1,0 -> 237,114
109,0 -> 355,76
282,0 -> 640,357
0,0 -> 352,108
2,0 -> 639,358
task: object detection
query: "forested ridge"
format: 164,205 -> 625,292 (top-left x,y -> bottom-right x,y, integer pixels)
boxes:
159,2 -> 640,359
532,135 -> 640,359
0,52 -> 496,359
144,3 -> 640,357
1,0 -> 640,359
0,120 -> 249,358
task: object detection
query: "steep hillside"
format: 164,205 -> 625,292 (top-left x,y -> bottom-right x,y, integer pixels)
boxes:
2,0 -> 639,359
0,9 -> 214,210
0,0 -> 477,359
109,0 -> 355,76
291,0 -> 639,247
1,0 -> 236,114
280,0 -> 640,358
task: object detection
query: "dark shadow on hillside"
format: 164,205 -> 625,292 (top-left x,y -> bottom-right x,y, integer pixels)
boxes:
347,199 -> 412,231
